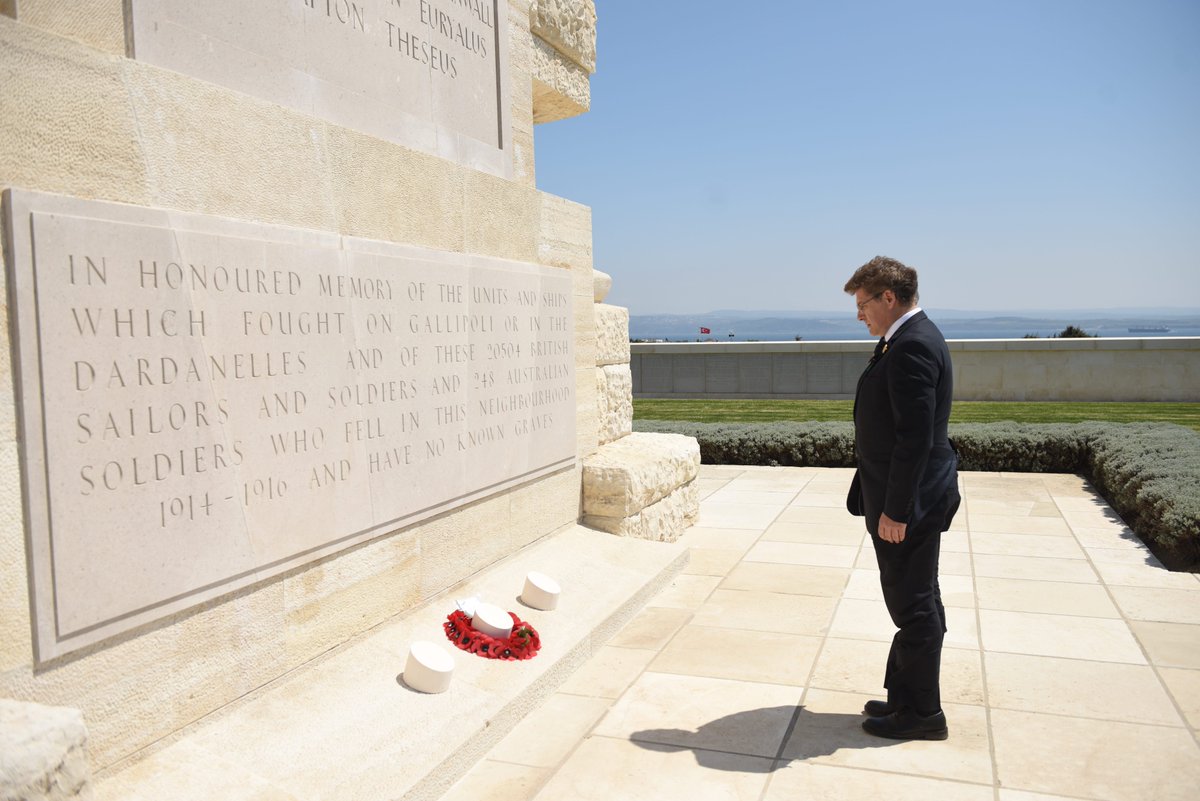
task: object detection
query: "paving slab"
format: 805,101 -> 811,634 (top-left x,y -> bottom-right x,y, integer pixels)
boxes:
991,709 -> 1200,800
649,625 -> 821,686
93,465 -> 1190,796
305,466 -> 1200,801
529,737 -> 772,801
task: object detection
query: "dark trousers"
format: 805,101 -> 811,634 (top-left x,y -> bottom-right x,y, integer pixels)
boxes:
871,504 -> 954,715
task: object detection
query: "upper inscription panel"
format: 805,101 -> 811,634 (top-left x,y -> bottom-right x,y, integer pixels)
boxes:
128,0 -> 511,177
4,189 -> 574,662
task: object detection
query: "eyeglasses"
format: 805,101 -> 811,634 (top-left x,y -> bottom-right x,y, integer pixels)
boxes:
856,292 -> 883,311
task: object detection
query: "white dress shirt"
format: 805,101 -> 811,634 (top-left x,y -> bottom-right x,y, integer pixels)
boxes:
885,307 -> 923,342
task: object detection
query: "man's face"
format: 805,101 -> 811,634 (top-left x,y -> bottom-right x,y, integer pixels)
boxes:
854,288 -> 893,337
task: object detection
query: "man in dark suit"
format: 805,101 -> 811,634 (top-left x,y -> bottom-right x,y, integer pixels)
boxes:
844,256 -> 960,741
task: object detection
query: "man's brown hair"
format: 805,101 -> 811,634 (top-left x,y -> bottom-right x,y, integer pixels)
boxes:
844,256 -> 919,306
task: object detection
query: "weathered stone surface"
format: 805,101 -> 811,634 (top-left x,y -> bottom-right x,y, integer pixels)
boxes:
539,193 -> 594,272
126,0 -> 513,178
6,0 -> 124,55
530,0 -> 596,72
582,433 -> 700,518
0,436 -> 25,677
585,480 -> 699,543
528,0 -> 594,124
0,698 -> 91,801
595,304 -> 630,367
596,364 -> 633,445
538,193 -> 597,457
531,37 -> 589,124
0,18 -> 150,205
505,0 -> 535,187
593,269 -> 612,302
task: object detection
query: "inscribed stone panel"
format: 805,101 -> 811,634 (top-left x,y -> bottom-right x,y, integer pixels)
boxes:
806,354 -> 841,394
841,354 -> 865,393
738,354 -> 772,394
772,353 -> 805,394
127,0 -> 511,177
3,189 -> 574,661
673,356 -> 704,394
638,354 -> 672,394
705,355 -> 738,394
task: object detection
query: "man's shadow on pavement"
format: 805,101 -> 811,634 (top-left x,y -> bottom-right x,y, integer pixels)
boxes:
631,705 -> 903,773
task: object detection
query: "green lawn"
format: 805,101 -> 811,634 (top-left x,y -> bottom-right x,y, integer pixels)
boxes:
634,399 -> 1200,432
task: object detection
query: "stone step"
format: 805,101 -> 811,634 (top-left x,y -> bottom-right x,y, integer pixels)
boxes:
581,433 -> 700,542
582,432 -> 700,518
0,699 -> 89,801
93,525 -> 688,801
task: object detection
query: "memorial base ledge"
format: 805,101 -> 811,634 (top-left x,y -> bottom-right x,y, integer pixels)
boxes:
0,699 -> 92,801
90,524 -> 687,801
584,480 -> 699,543
581,431 -> 701,519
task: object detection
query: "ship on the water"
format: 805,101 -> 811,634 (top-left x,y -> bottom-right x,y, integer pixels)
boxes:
1128,325 -> 1171,333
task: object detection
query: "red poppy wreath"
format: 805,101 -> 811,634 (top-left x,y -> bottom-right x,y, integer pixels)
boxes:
443,609 -> 541,661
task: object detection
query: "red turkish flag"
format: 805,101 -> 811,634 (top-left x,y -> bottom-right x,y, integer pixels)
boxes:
699,327 -> 711,334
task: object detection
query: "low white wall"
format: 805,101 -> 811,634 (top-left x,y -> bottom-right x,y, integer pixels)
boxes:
631,338 -> 1200,402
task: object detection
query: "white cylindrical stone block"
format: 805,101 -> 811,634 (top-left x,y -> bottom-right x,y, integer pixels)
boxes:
593,269 -> 612,302
404,641 -> 455,694
471,602 -> 513,640
521,571 -> 561,610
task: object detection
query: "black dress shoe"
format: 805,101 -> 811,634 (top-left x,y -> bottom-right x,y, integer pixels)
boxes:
862,708 -> 949,741
863,699 -> 894,717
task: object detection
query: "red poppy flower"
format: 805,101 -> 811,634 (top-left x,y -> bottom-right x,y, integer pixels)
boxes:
443,609 -> 541,660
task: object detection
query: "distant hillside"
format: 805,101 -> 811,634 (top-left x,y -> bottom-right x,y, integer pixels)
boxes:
630,309 -> 1200,342
646,306 -> 1200,320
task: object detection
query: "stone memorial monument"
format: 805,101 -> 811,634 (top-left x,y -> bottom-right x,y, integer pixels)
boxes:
0,2 -> 697,798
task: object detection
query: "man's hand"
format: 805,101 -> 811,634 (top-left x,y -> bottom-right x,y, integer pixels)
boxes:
878,513 -> 907,544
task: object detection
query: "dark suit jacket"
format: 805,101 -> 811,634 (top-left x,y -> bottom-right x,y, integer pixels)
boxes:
847,311 -> 958,535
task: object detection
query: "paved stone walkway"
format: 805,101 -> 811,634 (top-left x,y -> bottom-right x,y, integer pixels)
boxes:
442,465 -> 1200,801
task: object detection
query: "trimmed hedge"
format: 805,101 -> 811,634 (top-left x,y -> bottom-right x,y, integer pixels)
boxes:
634,419 -> 1200,571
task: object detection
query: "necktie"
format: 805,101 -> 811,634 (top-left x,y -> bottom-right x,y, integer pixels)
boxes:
870,337 -> 887,363
856,337 -> 887,414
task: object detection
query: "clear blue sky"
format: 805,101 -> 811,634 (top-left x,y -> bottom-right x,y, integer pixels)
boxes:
532,0 -> 1200,315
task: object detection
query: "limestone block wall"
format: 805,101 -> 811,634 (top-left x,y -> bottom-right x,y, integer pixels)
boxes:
529,0 -> 596,123
582,432 -> 700,541
0,699 -> 91,801
0,0 -> 597,772
632,339 -> 1200,402
594,295 -> 633,444
597,364 -> 635,444
949,338 -> 1200,401
581,271 -> 700,541
531,0 -> 597,71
